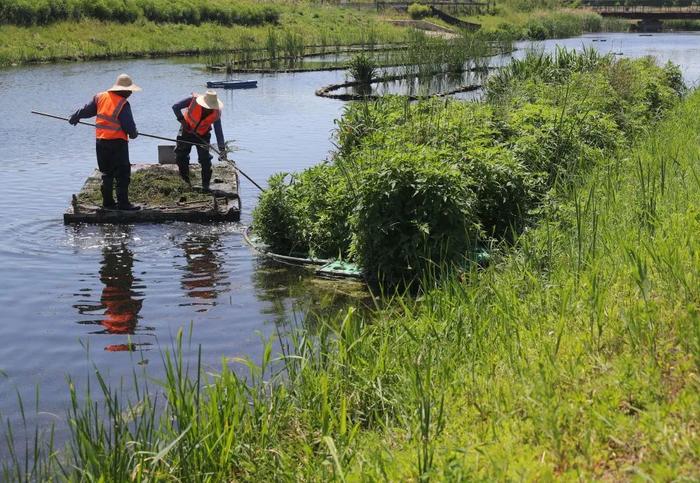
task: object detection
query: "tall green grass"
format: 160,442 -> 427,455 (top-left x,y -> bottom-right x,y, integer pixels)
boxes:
0,0 -> 279,27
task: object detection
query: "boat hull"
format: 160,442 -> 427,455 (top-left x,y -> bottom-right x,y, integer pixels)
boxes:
206,80 -> 258,89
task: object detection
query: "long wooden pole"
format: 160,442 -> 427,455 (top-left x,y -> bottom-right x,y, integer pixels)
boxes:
185,128 -> 267,193
31,110 -> 266,192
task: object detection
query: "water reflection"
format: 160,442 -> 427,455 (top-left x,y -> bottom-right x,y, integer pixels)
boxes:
73,227 -> 150,352
178,232 -> 229,311
251,258 -> 372,332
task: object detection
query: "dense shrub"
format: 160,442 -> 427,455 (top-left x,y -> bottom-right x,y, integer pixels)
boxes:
0,0 -> 280,26
253,173 -> 305,256
253,166 -> 355,258
254,51 -> 683,285
351,147 -> 479,285
407,3 -> 431,20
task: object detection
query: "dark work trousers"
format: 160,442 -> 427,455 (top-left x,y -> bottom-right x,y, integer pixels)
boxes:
96,139 -> 131,207
174,127 -> 212,188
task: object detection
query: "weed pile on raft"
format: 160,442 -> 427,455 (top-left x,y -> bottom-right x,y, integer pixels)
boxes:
5,88 -> 700,481
253,48 -> 685,285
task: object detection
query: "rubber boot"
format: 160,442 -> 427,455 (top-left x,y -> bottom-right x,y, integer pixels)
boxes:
101,176 -> 116,208
116,178 -> 140,211
177,159 -> 191,186
201,166 -> 212,192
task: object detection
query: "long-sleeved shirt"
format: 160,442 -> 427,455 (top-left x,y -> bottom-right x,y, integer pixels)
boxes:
172,97 -> 225,150
71,94 -> 138,139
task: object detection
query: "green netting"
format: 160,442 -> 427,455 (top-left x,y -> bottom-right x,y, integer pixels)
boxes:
316,260 -> 363,278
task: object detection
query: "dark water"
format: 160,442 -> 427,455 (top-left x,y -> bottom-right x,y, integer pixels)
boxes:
0,32 -> 698,454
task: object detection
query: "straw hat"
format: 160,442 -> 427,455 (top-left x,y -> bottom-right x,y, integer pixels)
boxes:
107,73 -> 141,92
195,90 -> 224,110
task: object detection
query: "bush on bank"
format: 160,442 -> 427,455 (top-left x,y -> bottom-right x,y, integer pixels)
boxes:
0,0 -> 279,27
253,49 -> 684,285
407,2 -> 431,20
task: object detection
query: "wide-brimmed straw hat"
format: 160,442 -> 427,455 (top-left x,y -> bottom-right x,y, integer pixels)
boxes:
195,90 -> 223,110
107,73 -> 141,92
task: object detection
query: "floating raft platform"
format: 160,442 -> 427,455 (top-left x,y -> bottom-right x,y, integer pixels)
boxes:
64,163 -> 240,224
206,79 -> 257,89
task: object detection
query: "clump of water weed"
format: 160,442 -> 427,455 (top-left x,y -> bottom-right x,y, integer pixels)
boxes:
347,53 -> 376,85
77,165 -> 218,206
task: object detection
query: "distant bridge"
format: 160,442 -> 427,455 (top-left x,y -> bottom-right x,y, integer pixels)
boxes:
589,5 -> 700,19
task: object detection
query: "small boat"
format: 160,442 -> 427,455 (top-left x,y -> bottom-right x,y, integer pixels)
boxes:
206,79 -> 258,89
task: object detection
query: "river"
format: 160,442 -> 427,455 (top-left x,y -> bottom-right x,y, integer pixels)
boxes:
0,32 -> 698,454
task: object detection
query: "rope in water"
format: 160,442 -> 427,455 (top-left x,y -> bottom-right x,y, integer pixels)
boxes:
242,226 -> 330,266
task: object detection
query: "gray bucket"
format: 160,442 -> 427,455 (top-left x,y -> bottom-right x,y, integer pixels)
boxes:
158,145 -> 177,164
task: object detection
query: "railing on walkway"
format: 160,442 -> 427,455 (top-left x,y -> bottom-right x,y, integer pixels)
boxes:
589,5 -> 700,14
335,0 -> 494,14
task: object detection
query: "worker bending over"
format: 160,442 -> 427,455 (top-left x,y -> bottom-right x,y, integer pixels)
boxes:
69,73 -> 141,211
172,90 -> 226,192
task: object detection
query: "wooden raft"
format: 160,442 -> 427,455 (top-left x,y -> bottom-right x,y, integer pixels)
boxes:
64,163 -> 241,224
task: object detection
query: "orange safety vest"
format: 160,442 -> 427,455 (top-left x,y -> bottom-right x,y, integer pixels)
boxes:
183,96 -> 220,136
95,91 -> 128,141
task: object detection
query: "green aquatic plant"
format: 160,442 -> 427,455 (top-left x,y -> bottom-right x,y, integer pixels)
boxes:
346,52 -> 376,85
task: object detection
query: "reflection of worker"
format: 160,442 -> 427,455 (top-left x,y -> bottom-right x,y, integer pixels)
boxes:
180,234 -> 226,304
69,73 -> 141,211
171,90 -> 226,192
100,242 -> 143,351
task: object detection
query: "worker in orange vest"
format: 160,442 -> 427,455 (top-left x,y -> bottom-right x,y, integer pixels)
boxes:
171,90 -> 226,192
69,73 -> 141,211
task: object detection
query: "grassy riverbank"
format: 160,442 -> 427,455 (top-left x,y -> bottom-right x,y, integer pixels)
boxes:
5,88 -> 699,482
0,0 -> 636,68
0,3 -> 408,67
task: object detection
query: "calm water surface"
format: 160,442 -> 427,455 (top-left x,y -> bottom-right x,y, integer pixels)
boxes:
0,32 -> 698,452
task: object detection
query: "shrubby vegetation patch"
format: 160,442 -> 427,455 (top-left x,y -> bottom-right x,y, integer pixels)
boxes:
253,48 -> 684,285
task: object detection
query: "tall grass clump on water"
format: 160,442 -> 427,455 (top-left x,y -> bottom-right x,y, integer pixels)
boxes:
347,53 -> 376,85
254,50 -> 684,286
396,30 -> 499,85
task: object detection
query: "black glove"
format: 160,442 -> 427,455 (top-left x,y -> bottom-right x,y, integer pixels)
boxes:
68,114 -> 79,126
129,130 -> 139,140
